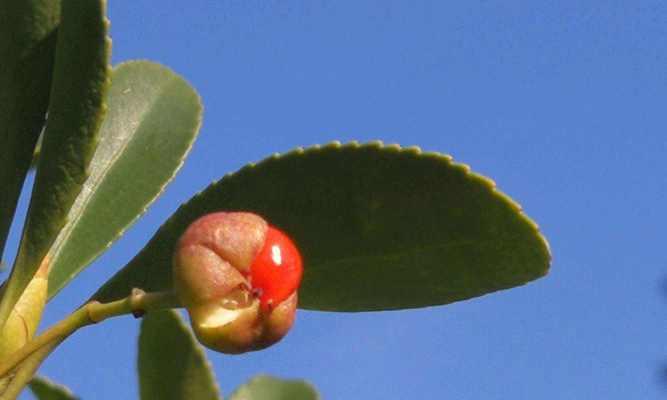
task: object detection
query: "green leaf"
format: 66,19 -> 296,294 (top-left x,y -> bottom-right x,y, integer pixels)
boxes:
229,376 -> 319,400
28,376 -> 78,400
0,0 -> 110,328
138,310 -> 220,400
92,142 -> 550,311
46,61 -> 202,299
0,0 -> 60,262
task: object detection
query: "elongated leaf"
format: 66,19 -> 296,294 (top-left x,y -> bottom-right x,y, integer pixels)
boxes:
28,376 -> 78,400
93,142 -> 550,311
46,61 -> 202,299
0,0 -> 111,328
0,0 -> 59,262
229,376 -> 319,400
138,310 -> 220,400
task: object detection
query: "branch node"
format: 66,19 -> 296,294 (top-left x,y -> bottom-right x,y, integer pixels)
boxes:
85,301 -> 104,323
129,288 -> 146,318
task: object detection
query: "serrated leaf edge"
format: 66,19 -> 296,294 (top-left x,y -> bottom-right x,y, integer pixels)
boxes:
194,140 -> 550,266
47,60 -> 203,299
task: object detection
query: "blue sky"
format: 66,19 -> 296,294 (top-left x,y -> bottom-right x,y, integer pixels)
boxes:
10,1 -> 666,398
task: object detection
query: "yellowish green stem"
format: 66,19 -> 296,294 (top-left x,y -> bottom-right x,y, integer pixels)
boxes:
0,290 -> 180,380
0,338 -> 60,400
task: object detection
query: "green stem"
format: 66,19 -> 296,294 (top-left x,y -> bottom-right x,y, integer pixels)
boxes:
0,290 -> 180,380
0,338 -> 61,400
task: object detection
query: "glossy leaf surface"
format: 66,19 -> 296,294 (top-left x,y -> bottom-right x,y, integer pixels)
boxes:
138,310 -> 220,400
0,0 -> 111,328
28,376 -> 78,400
0,0 -> 59,262
94,142 -> 550,311
229,376 -> 318,400
46,61 -> 202,299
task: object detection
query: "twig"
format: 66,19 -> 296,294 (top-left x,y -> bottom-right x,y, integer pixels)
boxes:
0,290 -> 179,380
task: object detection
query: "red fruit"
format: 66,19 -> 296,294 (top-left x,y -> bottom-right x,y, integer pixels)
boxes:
250,226 -> 303,310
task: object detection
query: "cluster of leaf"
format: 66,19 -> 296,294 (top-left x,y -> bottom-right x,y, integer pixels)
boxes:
1,0 -> 550,399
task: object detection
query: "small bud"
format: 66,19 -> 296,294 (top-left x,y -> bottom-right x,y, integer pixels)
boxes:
0,259 -> 48,359
173,212 -> 303,354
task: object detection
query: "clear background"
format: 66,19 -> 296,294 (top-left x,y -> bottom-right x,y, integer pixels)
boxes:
8,1 -> 666,399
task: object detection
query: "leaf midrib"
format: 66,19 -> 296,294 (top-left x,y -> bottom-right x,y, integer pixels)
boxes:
307,233 -> 542,272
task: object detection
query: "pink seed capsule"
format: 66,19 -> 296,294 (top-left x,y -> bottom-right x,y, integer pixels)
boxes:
172,212 -> 303,354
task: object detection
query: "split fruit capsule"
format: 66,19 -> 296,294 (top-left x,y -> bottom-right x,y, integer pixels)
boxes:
173,212 -> 303,354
